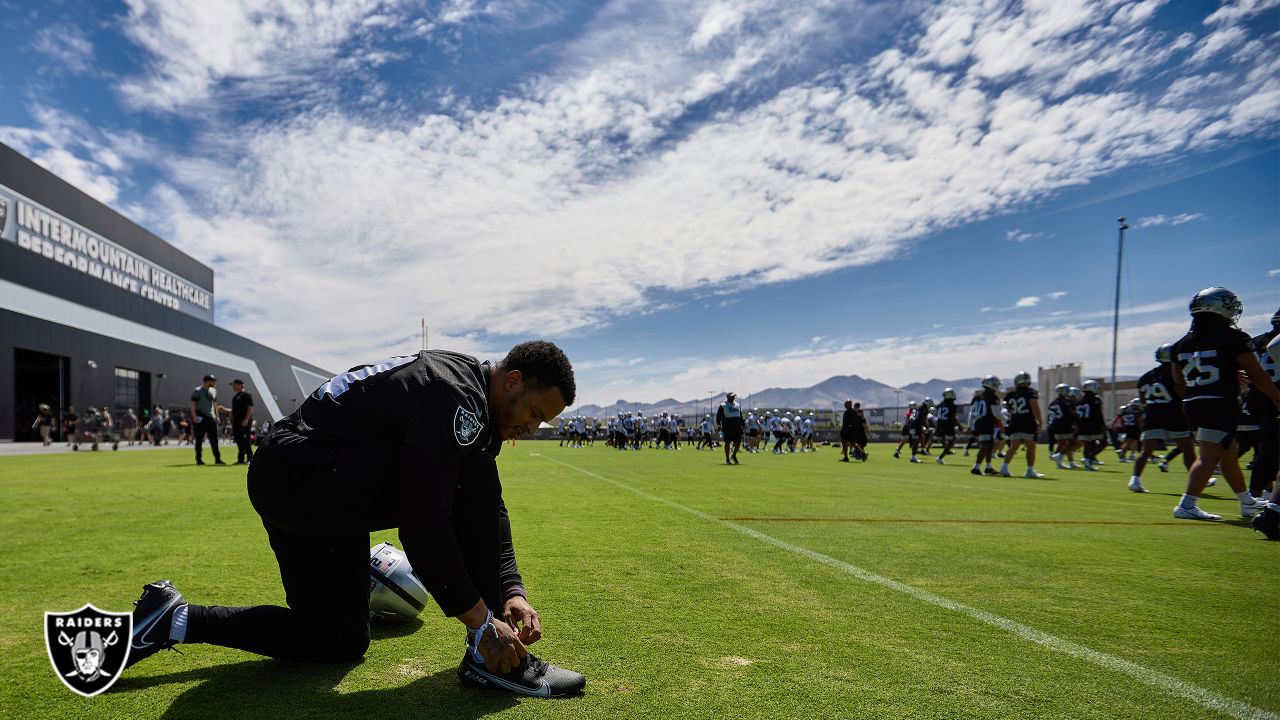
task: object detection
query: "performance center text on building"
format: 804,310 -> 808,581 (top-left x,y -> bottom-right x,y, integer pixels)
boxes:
0,142 -> 332,442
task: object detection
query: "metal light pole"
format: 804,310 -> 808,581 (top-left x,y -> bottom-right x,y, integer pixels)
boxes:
1109,217 -> 1128,419
894,388 -> 902,428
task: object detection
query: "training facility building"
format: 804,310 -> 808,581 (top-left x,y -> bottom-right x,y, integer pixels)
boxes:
0,142 -> 332,442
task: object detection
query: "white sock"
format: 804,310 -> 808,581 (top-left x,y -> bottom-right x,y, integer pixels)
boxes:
1235,491 -> 1258,504
1027,466 -> 1036,474
1178,494 -> 1198,510
169,605 -> 189,643
1130,475 -> 1140,484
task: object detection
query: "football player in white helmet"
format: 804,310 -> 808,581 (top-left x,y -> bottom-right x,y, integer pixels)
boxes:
1169,288 -> 1277,521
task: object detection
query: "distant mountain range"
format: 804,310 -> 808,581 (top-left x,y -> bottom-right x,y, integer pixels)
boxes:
572,374 -> 986,418
570,372 -> 1142,418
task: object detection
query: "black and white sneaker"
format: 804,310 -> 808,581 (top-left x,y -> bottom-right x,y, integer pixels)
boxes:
459,651 -> 586,697
1251,506 -> 1280,540
126,580 -> 186,669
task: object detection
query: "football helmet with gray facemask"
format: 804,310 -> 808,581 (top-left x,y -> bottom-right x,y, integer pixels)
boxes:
369,542 -> 430,622
1188,287 -> 1243,324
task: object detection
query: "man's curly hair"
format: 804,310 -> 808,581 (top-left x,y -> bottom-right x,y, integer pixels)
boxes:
504,340 -> 575,406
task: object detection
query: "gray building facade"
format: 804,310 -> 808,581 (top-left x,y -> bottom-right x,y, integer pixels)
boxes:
0,142 -> 332,441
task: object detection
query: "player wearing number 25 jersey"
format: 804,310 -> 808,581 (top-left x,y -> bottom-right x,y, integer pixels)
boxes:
1169,288 -> 1280,524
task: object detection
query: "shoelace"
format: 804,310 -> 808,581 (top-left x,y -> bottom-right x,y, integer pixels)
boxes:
524,656 -> 549,677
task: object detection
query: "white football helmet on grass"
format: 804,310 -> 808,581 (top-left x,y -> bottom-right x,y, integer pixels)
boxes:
369,542 -> 430,622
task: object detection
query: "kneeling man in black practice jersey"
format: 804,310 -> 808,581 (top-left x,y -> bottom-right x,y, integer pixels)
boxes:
125,340 -> 586,698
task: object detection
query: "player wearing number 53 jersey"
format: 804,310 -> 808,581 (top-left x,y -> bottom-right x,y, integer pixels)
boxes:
1170,288 -> 1280,523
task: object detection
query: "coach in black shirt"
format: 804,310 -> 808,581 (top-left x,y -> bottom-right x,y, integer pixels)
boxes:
126,341 -> 586,697
230,379 -> 254,464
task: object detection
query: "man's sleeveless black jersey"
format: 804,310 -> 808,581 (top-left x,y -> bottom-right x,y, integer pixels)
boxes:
936,399 -> 958,427
1171,323 -> 1253,402
1138,364 -> 1185,429
1075,393 -> 1105,433
1047,397 -> 1075,430
1004,386 -> 1039,433
278,350 -> 496,460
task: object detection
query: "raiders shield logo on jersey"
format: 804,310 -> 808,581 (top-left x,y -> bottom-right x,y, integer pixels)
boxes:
453,401 -> 484,446
45,604 -> 133,697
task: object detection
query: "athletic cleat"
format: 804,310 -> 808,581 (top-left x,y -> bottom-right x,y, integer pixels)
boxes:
1173,505 -> 1220,521
1206,477 -> 1217,487
1024,470 -> 1045,479
1158,462 -> 1169,473
909,456 -> 922,463
970,468 -> 982,475
459,652 -> 586,697
1049,452 -> 1061,462
1240,501 -> 1267,519
893,451 -> 900,459
1250,507 -> 1280,540
1067,461 -> 1080,469
1127,478 -> 1148,493
998,468 -> 1013,477
983,468 -> 1000,476
936,457 -> 945,465
126,580 -> 187,669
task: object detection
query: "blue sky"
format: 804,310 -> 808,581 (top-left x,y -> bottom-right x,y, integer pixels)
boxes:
1,0 -> 1277,408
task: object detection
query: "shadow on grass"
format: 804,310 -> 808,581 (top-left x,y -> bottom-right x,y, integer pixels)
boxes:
117,655 -> 520,720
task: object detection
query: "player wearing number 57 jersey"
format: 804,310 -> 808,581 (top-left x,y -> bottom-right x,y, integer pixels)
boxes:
1170,288 -> 1280,522
1126,344 -> 1196,493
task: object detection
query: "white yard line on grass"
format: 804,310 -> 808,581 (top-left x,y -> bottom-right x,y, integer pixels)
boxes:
534,453 -> 1277,720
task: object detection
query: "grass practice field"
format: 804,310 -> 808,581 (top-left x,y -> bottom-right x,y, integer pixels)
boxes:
2,443 -> 1277,719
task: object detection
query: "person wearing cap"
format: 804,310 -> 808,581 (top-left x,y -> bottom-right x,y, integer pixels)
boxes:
190,374 -> 226,465
716,392 -> 745,464
231,379 -> 256,464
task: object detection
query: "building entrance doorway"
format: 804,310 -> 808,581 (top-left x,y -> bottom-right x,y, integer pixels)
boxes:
14,348 -> 70,442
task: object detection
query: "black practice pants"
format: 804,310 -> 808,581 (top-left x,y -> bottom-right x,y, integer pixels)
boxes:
233,424 -> 254,463
194,416 -> 221,462
185,446 -> 507,662
1250,417 -> 1279,496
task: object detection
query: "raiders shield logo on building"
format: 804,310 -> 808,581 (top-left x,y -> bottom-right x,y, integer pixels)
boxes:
45,604 -> 132,697
453,402 -> 484,446
0,195 -> 9,238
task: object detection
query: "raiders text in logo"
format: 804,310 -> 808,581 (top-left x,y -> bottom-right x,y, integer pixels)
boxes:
453,403 -> 484,446
45,604 -> 133,697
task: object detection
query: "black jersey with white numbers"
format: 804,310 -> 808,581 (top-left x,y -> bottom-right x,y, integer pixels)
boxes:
1075,393 -> 1105,433
1138,364 -> 1185,429
1047,397 -> 1075,429
1004,386 -> 1039,433
972,388 -> 1000,429
1171,321 -> 1253,402
936,399 -> 958,427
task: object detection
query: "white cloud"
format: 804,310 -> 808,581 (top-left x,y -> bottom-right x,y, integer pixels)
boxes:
1015,296 -> 1041,308
1268,269 -> 1280,277
1137,212 -> 1208,228
979,307 -> 994,313
1005,228 -> 1040,242
33,25 -> 95,74
1046,291 -> 1068,300
30,0 -> 1272,373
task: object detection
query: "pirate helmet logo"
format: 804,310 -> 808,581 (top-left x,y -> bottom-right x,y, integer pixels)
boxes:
0,196 -> 9,238
453,400 -> 484,446
45,604 -> 132,697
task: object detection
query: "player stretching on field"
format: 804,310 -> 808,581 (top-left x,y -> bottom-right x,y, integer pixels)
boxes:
1170,288 -> 1278,521
1128,343 -> 1196,493
970,376 -> 1004,476
1075,381 -> 1107,470
999,371 -> 1045,478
